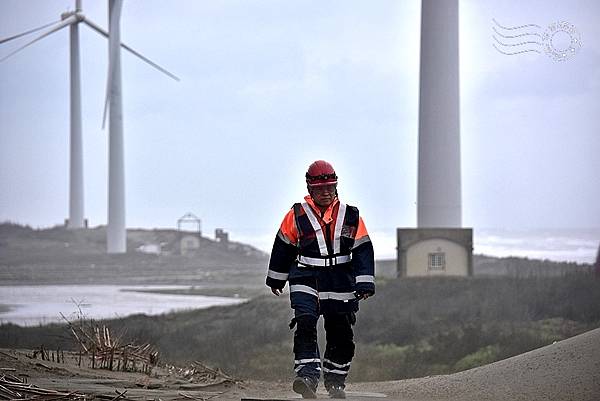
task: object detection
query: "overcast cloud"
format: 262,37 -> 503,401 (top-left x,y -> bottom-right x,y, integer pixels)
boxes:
1,0 -> 598,257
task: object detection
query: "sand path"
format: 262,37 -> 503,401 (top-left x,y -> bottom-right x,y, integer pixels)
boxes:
2,327 -> 598,401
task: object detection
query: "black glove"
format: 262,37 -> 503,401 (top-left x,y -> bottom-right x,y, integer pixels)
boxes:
355,281 -> 374,294
354,287 -> 374,300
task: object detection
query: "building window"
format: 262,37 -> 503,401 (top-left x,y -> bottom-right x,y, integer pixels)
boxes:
428,252 -> 446,271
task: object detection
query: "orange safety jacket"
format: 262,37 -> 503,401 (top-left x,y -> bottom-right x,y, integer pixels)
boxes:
266,195 -> 375,313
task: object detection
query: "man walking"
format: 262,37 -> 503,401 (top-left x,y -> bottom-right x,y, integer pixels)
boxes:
266,160 -> 375,399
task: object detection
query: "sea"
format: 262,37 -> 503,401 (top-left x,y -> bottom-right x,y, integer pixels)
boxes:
236,227 -> 600,265
0,285 -> 245,327
369,228 -> 600,264
469,228 -> 600,264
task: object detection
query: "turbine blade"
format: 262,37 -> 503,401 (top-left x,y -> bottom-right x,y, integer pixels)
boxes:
102,77 -> 110,129
82,17 -> 180,81
102,38 -> 114,130
102,54 -> 113,130
0,16 -> 78,63
0,18 -> 63,45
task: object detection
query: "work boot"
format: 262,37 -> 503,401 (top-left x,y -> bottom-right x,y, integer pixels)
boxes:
293,376 -> 318,399
327,384 -> 346,399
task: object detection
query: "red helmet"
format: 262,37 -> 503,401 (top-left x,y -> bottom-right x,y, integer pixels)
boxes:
306,160 -> 338,187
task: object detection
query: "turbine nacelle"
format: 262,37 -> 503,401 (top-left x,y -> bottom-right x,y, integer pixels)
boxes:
61,11 -> 83,21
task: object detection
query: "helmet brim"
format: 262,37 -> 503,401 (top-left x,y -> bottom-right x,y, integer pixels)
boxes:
307,180 -> 338,187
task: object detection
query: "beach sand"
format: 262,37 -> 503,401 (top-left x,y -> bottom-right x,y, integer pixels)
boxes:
1,327 -> 598,401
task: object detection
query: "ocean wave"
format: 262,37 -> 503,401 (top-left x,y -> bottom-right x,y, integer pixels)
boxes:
240,228 -> 600,265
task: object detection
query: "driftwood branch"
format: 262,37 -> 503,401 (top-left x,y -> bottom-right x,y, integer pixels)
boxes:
0,374 -> 86,401
60,313 -> 158,373
109,389 -> 127,401
193,360 -> 236,382
0,351 -> 18,360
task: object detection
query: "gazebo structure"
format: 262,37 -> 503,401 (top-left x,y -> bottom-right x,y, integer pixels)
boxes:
177,212 -> 201,256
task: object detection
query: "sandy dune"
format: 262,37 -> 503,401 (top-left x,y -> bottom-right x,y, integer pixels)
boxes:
2,327 -> 599,400
357,326 -> 600,401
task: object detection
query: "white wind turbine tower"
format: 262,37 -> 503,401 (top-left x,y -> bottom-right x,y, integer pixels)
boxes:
0,0 -> 179,253
417,0 -> 462,227
396,0 -> 473,277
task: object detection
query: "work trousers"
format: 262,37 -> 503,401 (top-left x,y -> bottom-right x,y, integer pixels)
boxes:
292,310 -> 356,387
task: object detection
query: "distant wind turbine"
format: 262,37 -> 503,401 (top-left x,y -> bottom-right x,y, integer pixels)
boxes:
0,0 -> 179,253
417,0 -> 461,227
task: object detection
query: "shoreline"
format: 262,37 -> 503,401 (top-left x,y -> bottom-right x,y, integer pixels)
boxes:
0,285 -> 251,327
121,284 -> 264,299
0,254 -> 592,287
0,304 -> 14,314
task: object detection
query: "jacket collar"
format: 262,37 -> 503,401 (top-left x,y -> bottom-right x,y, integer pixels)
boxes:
304,195 -> 339,224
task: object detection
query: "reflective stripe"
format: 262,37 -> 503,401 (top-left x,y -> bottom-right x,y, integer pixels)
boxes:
298,254 -> 351,267
267,270 -> 289,280
301,202 -> 328,256
323,358 -> 351,368
355,275 -> 375,283
333,203 -> 346,254
295,358 -> 321,364
318,291 -> 356,301
290,284 -> 318,297
295,365 -> 321,372
322,367 -> 349,375
290,286 -> 355,301
352,234 -> 371,249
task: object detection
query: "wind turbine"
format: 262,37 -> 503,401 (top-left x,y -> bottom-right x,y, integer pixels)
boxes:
417,0 -> 461,227
106,0 -> 126,254
396,0 -> 473,277
0,0 -> 179,253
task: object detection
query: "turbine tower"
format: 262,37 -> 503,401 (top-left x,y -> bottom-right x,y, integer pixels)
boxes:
396,0 -> 473,277
417,0 -> 462,228
1,1 -> 87,228
0,1 -> 179,252
106,0 -> 125,253
69,0 -> 84,229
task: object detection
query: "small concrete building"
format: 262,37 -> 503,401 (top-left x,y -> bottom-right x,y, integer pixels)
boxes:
180,234 -> 201,256
215,228 -> 229,244
397,228 -> 473,277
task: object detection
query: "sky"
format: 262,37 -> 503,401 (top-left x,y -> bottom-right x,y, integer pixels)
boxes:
1,0 -> 599,258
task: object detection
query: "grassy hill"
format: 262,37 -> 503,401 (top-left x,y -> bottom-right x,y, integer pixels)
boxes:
0,222 -> 269,287
1,273 -> 599,382
1,222 -> 590,286
1,222 -> 598,382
